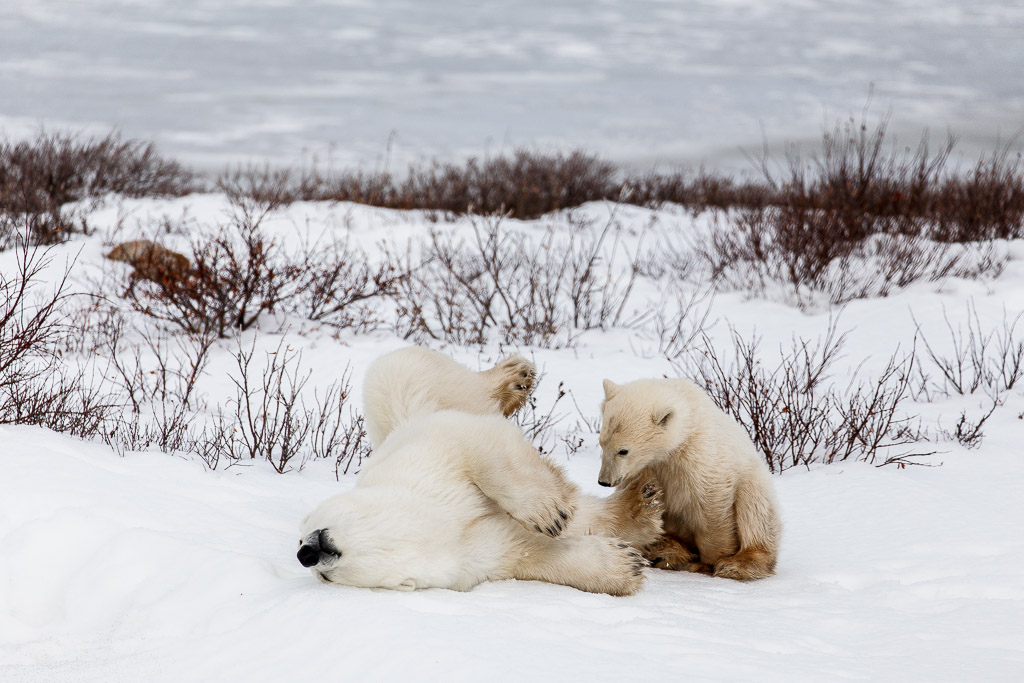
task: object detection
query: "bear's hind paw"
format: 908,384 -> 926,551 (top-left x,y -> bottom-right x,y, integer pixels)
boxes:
484,356 -> 536,417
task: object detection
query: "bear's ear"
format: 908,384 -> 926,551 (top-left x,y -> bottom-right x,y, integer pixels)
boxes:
603,379 -> 620,400
653,407 -> 674,427
396,578 -> 417,591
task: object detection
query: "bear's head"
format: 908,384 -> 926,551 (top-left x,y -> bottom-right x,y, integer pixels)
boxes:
297,489 -> 422,591
597,378 -> 687,487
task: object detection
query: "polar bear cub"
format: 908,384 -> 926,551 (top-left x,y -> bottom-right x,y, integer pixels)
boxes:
298,410 -> 650,595
363,346 -> 536,448
598,378 -> 782,580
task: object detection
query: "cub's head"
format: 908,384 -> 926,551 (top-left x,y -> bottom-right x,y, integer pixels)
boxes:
598,379 -> 686,487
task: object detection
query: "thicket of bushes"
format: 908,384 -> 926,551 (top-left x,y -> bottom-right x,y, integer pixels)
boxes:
1,130 -> 194,248
2,122 -> 1022,472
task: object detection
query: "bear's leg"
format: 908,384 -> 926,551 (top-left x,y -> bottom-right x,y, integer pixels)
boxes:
479,355 -> 536,416
513,534 -> 647,596
713,546 -> 776,580
469,437 -> 578,538
712,476 -> 780,580
572,476 -> 665,548
645,534 -> 714,574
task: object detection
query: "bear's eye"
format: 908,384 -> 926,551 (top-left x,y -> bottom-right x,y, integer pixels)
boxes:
617,448 -> 629,456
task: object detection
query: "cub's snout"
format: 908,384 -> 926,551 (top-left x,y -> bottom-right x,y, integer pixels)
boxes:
297,528 -> 340,568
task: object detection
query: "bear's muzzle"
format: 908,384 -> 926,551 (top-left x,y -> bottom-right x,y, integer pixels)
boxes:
297,528 -> 341,567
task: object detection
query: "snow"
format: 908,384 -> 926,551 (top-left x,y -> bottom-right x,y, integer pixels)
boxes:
3,427 -> 1023,681
2,195 -> 1024,680
1,1 -> 1022,170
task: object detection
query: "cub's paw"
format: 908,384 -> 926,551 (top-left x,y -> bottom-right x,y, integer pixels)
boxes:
712,547 -> 776,581
644,536 -> 712,574
650,556 -> 714,574
485,356 -> 536,416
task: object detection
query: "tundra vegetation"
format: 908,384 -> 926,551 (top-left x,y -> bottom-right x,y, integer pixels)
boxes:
1,120 -> 1021,472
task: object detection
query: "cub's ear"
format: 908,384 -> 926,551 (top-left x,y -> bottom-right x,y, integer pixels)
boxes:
396,578 -> 417,591
653,407 -> 674,427
603,379 -> 620,400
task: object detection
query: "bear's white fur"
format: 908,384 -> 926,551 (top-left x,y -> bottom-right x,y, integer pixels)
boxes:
299,410 -> 652,595
362,347 -> 535,448
598,378 -> 782,580
298,346 -> 665,594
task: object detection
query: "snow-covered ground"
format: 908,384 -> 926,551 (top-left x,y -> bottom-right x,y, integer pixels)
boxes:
2,424 -> 1023,682
2,0 -> 1022,170
2,196 -> 1024,681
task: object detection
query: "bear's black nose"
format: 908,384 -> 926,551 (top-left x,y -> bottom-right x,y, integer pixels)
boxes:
297,528 -> 341,568
598,480 -> 612,487
297,543 -> 320,567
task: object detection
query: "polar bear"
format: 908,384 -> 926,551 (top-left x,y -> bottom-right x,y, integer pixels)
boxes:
362,346 -> 537,448
298,410 -> 659,595
361,346 -> 663,549
598,378 -> 782,581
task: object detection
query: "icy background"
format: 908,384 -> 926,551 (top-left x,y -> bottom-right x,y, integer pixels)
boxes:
2,0 -> 1022,170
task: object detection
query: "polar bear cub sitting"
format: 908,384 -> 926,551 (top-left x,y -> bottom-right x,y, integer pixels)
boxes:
299,410 -> 649,595
598,378 -> 782,580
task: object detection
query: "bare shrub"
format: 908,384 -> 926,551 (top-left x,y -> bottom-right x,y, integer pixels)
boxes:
648,286 -> 714,360
328,410 -> 371,478
0,129 -> 194,246
392,213 -> 643,347
627,167 -> 773,214
221,337 -> 368,473
217,165 -> 298,213
303,148 -> 617,219
0,212 -> 74,252
0,244 -> 118,434
675,322 -> 930,472
697,208 -> 1005,307
99,321 -> 218,458
927,146 -> 1024,242
117,208 -> 402,337
107,326 -> 214,413
940,396 -> 1001,450
913,304 -> 1024,399
123,211 -> 303,337
299,235 -> 404,332
513,379 -> 590,458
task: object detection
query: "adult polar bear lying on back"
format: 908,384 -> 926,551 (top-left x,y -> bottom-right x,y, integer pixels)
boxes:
298,347 -> 663,595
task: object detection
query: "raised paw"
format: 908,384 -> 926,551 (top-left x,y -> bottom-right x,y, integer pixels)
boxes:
483,356 -> 537,417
